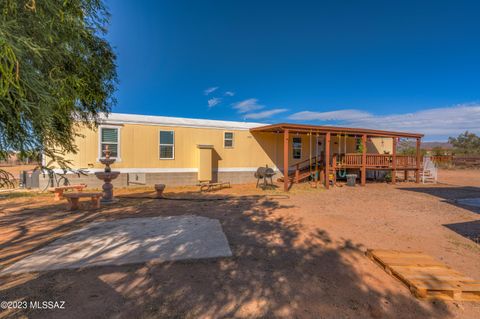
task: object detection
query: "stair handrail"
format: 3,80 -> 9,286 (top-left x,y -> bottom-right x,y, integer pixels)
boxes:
288,155 -> 320,182
288,155 -> 319,170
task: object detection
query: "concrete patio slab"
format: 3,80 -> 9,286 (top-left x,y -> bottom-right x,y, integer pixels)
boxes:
1,215 -> 232,275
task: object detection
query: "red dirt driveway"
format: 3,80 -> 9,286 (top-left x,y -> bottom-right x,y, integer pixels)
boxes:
0,169 -> 479,318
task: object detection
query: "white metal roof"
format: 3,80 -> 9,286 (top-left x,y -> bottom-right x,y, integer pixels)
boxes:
99,113 -> 266,130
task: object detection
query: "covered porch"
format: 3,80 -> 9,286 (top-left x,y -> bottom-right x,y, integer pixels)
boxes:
250,123 -> 424,191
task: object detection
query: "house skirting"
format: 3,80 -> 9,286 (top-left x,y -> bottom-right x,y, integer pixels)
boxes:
37,168 -> 272,189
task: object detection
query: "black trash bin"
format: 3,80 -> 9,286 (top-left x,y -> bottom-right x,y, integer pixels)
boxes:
346,174 -> 357,187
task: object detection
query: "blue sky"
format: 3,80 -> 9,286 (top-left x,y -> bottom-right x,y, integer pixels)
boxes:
105,0 -> 480,141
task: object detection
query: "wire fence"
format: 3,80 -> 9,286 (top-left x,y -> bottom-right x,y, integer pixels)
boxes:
0,159 -> 37,166
430,155 -> 480,167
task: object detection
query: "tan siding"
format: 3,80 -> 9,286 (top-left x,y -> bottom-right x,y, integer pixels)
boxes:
50,124 -> 392,171
59,125 -> 279,170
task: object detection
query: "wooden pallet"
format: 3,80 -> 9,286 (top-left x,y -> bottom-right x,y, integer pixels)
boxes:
366,249 -> 480,301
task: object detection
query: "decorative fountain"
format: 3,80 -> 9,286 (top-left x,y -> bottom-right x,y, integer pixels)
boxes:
95,145 -> 120,203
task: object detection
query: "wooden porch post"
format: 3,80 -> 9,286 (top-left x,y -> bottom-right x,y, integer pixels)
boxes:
415,137 -> 421,183
315,134 -> 319,178
361,134 -> 367,186
332,155 -> 337,184
325,132 -> 330,189
284,129 -> 289,191
392,137 -> 397,184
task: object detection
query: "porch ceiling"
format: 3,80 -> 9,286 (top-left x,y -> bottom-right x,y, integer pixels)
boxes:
250,123 -> 423,139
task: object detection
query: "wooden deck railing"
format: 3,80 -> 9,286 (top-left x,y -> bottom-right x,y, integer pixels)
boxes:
395,155 -> 417,168
336,154 -> 419,169
365,154 -> 391,167
344,154 -> 362,166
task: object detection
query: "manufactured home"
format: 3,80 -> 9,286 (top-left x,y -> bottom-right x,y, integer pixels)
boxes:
41,113 -> 424,191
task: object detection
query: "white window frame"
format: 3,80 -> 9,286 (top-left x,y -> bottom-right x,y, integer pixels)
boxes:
159,130 -> 175,160
292,136 -> 302,159
98,125 -> 121,162
223,131 -> 234,149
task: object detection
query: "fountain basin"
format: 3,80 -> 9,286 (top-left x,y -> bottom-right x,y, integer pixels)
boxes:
94,171 -> 120,180
99,158 -> 116,165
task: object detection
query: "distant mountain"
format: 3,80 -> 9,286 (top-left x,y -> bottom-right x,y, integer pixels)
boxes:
422,142 -> 453,150
397,140 -> 452,150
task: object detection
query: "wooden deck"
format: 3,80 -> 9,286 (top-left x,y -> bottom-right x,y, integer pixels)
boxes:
280,153 -> 420,188
251,123 -> 423,190
366,249 -> 480,301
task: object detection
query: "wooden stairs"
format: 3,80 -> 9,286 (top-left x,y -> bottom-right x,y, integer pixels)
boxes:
421,157 -> 438,184
420,170 -> 436,183
277,168 -> 313,183
278,156 -> 322,184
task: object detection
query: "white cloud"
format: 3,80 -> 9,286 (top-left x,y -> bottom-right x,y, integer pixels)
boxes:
232,98 -> 265,113
287,104 -> 480,139
244,108 -> 288,120
224,91 -> 235,97
208,97 -> 222,108
288,110 -> 371,121
204,86 -> 219,95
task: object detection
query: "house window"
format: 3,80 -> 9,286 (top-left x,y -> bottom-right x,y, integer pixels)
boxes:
100,127 -> 119,158
224,132 -> 234,148
159,131 -> 174,159
292,137 -> 302,159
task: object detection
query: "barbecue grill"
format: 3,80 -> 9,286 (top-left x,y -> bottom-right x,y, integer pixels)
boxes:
255,165 -> 276,189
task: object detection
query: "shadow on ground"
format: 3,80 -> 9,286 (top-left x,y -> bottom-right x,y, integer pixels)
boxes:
400,186 -> 480,244
0,190 -> 452,318
400,186 -> 480,214
443,220 -> 480,244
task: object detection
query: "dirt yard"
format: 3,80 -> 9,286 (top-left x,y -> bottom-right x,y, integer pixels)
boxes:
0,169 -> 479,318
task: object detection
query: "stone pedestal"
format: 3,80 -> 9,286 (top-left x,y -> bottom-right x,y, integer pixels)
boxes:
95,172 -> 120,203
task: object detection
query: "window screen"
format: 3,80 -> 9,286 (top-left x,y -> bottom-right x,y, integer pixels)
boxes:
100,128 -> 118,158
160,131 -> 174,159
292,137 -> 302,159
224,132 -> 234,148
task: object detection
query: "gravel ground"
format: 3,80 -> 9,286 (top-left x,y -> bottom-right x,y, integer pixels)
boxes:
0,169 -> 479,319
